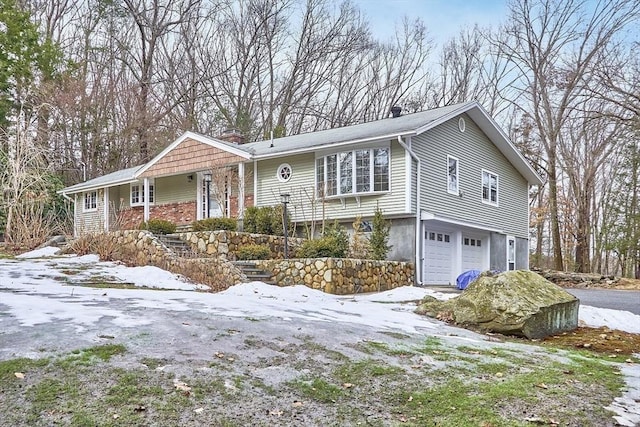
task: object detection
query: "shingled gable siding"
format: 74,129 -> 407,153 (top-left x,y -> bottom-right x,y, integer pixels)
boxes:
139,137 -> 246,177
255,140 -> 409,223
415,114 -> 529,238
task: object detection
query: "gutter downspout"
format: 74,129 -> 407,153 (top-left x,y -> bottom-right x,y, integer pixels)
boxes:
397,135 -> 422,286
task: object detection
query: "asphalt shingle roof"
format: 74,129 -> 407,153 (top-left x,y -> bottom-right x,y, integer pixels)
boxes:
239,102 -> 472,157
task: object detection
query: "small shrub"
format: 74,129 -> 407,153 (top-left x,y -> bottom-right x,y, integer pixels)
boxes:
322,221 -> 349,256
296,236 -> 346,258
243,205 -> 289,235
370,207 -> 391,260
236,244 -> 271,260
139,219 -> 176,235
192,217 -> 237,232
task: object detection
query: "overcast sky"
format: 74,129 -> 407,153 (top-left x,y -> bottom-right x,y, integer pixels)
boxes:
352,0 -> 508,45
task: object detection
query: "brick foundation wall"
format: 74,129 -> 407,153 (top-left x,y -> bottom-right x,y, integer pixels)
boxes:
117,201 -> 197,229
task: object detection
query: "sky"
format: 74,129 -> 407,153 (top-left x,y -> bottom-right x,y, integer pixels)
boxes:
352,0 -> 508,45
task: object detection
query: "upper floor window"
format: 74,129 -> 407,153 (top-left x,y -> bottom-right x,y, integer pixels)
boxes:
277,163 -> 292,182
447,155 -> 459,194
83,191 -> 97,212
316,147 -> 389,197
131,180 -> 155,206
482,170 -> 498,205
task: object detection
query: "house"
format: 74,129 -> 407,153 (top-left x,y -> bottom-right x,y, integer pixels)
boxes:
59,101 -> 542,286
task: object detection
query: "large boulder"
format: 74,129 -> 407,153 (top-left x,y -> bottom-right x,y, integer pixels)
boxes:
416,270 -> 579,339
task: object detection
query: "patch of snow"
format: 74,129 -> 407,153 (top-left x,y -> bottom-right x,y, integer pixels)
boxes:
16,246 -> 61,259
107,265 -> 209,291
579,305 -> 640,334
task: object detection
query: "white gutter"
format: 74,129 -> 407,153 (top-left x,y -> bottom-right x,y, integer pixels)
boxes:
397,135 -> 422,286
60,191 -> 73,202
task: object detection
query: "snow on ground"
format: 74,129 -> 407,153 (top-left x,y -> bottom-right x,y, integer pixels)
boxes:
1,249 -> 639,335
15,246 -> 61,258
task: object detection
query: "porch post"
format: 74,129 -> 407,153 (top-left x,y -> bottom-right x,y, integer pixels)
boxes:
143,177 -> 150,222
103,187 -> 110,232
238,162 -> 245,218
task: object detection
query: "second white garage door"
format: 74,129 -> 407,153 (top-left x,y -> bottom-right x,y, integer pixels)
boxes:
461,235 -> 486,272
423,230 -> 453,285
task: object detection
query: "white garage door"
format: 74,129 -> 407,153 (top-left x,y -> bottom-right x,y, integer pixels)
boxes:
423,230 -> 453,285
461,236 -> 485,272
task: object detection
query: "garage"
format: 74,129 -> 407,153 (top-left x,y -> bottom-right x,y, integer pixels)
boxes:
423,230 -> 453,285
461,235 -> 487,272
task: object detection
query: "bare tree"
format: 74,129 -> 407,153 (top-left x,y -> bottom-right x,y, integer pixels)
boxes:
493,0 -> 640,271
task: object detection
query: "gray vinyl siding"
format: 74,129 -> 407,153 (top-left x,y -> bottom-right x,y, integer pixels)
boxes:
255,141 -> 410,223
414,114 -> 529,238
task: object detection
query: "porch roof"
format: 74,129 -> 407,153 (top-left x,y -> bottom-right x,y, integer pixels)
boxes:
58,165 -> 143,195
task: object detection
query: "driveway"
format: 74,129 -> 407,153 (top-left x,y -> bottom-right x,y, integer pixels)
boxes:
566,288 -> 640,315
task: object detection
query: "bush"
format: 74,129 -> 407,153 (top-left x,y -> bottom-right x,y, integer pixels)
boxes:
296,236 -> 347,258
243,205 -> 289,235
192,217 -> 237,232
370,207 -> 391,260
139,219 -> 176,235
322,221 -> 349,256
236,244 -> 271,260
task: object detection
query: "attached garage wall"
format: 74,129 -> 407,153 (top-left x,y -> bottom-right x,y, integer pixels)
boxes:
516,237 -> 529,270
387,218 -> 416,262
490,232 -> 506,271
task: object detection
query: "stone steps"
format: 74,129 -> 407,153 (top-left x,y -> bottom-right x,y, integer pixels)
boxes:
232,261 -> 275,285
156,234 -> 199,258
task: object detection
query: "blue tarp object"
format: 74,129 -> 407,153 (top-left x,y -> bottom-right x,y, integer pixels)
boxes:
456,269 -> 481,290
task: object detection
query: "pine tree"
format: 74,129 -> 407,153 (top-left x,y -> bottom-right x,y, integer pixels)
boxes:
370,207 -> 391,260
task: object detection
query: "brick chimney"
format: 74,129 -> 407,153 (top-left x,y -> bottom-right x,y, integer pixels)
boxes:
218,128 -> 245,144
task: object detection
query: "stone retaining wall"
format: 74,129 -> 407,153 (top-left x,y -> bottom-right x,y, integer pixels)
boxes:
97,230 -> 245,291
178,230 -> 304,260
254,258 -> 414,295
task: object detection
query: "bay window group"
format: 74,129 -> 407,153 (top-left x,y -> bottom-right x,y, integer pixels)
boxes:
316,147 -> 389,197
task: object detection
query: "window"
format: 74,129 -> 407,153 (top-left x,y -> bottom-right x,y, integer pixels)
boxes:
83,191 -> 97,211
130,180 -> 155,206
463,237 -> 482,247
482,170 -> 498,205
507,236 -> 516,270
277,164 -> 292,182
316,147 -> 389,197
447,155 -> 459,194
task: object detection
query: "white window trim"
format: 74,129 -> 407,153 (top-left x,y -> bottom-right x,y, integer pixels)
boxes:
315,145 -> 390,199
83,191 -> 97,212
276,163 -> 292,183
507,235 -> 516,271
130,179 -> 155,207
481,169 -> 499,206
447,155 -> 459,195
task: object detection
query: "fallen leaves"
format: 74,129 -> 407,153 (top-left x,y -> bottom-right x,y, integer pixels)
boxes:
174,379 -> 191,396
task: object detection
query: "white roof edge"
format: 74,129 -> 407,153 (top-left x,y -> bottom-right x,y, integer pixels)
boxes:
58,178 -> 139,195
415,101 -> 542,186
251,132 -> 417,160
135,131 -> 252,178
466,106 -> 543,186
